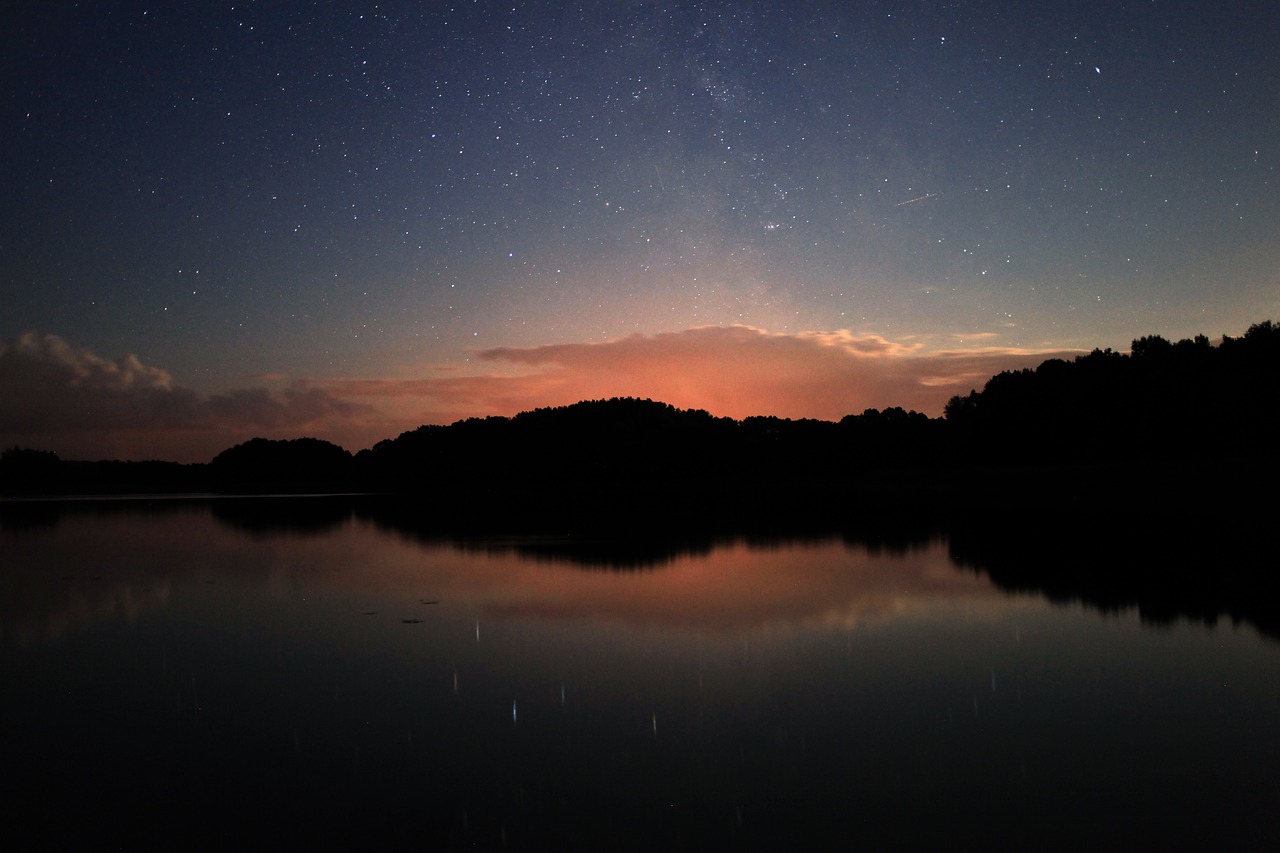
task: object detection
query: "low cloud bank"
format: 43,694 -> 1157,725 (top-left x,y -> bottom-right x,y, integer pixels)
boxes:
0,333 -> 370,461
2,326 -> 1073,461
329,325 -> 1075,422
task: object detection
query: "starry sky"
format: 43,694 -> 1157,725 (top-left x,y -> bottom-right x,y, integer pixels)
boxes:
3,1 -> 1278,461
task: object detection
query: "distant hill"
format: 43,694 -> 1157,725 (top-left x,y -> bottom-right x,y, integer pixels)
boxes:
210,436 -> 353,492
3,320 -> 1277,516
355,397 -> 940,489
944,319 -> 1280,462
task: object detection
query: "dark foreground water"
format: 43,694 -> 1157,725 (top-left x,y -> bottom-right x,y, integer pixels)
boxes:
2,498 -> 1279,851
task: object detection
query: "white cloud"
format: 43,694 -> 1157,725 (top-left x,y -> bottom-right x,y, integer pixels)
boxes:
326,324 -> 1077,421
1,326 -> 1077,461
0,333 -> 370,460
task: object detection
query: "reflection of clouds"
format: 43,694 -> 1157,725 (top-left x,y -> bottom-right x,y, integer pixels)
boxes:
10,503 -> 1271,652
7,580 -> 172,647
457,539 -> 1009,633
3,505 -> 1008,642
0,505 -> 307,645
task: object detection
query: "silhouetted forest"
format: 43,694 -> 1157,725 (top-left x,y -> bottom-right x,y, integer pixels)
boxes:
943,319 -> 1280,461
2,320 -> 1277,524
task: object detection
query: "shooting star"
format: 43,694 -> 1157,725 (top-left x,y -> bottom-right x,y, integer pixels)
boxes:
896,193 -> 938,207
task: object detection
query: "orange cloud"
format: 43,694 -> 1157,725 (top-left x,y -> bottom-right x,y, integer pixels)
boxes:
2,326 -> 1076,461
328,325 -> 1078,422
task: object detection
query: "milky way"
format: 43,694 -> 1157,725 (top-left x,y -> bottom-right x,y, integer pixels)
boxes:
2,1 -> 1278,458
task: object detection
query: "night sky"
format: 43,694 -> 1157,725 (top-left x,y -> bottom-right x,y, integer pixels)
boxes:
3,1 -> 1278,461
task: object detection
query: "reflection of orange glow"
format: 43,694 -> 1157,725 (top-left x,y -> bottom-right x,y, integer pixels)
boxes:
3,510 -> 1016,643
329,529 -> 1013,633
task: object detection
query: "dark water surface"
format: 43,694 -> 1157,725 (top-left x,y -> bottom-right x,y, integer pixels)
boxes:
3,498 -> 1279,851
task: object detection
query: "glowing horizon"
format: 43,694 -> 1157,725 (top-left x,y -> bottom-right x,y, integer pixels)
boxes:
0,324 -> 1089,462
3,4 -> 1276,460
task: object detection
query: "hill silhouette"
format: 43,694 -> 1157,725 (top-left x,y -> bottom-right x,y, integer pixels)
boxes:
209,436 -> 353,493
944,319 -> 1280,462
2,320 -> 1277,519
5,322 -> 1277,640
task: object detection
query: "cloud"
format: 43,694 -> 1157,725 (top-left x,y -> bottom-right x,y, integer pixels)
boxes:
0,333 -> 372,460
326,325 -> 1078,422
2,326 -> 1076,461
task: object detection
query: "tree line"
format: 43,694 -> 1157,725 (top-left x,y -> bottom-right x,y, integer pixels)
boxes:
3,320 -> 1277,510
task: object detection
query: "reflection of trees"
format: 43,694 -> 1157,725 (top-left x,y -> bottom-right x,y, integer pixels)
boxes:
359,495 -> 764,569
459,535 -> 721,571
949,511 -> 1280,640
839,517 -> 945,557
209,495 -> 356,537
0,495 -> 207,530
0,495 -> 360,538
0,499 -> 63,531
11,496 -> 1278,641
355,493 -> 943,570
467,530 -> 939,571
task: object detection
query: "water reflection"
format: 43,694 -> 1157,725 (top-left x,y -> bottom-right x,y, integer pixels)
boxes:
950,513 -> 1280,639
1,500 -> 1003,645
5,497 -> 1280,643
3,499 -> 1280,850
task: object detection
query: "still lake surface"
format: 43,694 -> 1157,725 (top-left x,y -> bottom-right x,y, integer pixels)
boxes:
3,497 -> 1279,851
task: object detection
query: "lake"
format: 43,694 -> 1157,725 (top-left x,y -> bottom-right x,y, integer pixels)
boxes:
3,496 -> 1279,851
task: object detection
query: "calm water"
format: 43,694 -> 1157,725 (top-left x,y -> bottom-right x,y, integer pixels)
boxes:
3,499 -> 1279,851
